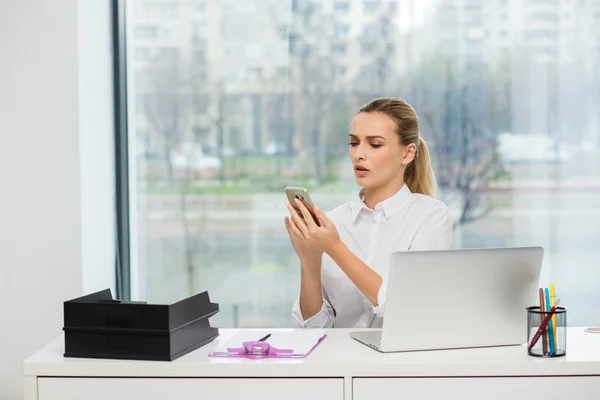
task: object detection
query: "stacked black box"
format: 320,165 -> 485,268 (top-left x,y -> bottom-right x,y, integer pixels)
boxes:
63,289 -> 219,361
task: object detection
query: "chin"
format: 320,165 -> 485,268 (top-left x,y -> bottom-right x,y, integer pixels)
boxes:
354,177 -> 375,187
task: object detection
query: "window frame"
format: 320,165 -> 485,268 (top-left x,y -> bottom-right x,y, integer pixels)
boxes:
112,0 -> 131,301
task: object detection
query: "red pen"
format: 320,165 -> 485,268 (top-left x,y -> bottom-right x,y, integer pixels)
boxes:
528,299 -> 561,352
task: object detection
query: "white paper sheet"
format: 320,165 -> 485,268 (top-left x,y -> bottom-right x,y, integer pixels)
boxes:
213,329 -> 326,355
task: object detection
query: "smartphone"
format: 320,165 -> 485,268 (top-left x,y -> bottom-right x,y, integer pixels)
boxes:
284,186 -> 320,226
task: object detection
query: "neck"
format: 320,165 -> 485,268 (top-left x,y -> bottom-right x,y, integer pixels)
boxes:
362,180 -> 405,210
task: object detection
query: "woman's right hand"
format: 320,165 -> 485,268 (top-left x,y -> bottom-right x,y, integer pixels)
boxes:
285,216 -> 323,265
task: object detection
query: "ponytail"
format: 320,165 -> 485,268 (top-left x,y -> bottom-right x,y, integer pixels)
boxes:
404,138 -> 437,197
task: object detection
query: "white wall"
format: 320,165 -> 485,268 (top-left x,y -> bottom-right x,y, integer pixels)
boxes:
0,0 -> 115,398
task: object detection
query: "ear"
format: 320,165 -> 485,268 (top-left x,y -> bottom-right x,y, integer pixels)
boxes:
401,143 -> 417,166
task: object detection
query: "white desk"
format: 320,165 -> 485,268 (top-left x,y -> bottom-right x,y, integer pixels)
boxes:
23,328 -> 600,400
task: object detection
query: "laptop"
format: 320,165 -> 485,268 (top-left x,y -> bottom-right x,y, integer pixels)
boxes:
350,246 -> 543,352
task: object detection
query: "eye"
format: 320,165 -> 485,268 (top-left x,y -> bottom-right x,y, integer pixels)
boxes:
371,144 -> 382,149
349,142 -> 358,147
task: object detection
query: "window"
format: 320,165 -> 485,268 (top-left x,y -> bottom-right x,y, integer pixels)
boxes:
332,43 -> 347,55
118,0 -> 600,328
192,23 -> 205,41
363,1 -> 376,14
134,26 -> 158,40
248,67 -> 263,82
160,3 -> 179,18
276,66 -> 290,78
530,12 -> 559,23
359,65 -> 375,79
333,65 -> 347,78
225,44 -> 242,56
134,46 -> 158,62
277,24 -> 289,40
465,12 -> 483,26
334,1 -> 350,13
334,24 -> 350,38
526,30 -> 558,40
194,50 -> 205,64
360,43 -> 374,55
158,27 -> 178,40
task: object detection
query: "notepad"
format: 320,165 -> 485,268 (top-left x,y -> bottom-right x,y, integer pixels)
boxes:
209,329 -> 327,359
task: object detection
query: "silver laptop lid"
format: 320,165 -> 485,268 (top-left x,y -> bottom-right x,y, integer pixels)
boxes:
380,247 -> 543,352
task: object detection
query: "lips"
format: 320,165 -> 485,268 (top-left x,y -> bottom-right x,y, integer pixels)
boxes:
354,164 -> 370,177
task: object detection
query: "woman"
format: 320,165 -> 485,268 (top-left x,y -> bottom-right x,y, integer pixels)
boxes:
285,97 -> 453,328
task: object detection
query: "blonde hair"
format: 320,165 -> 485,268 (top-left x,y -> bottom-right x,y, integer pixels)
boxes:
358,97 -> 437,197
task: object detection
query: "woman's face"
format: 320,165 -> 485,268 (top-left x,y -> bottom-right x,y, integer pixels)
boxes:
349,111 -> 416,189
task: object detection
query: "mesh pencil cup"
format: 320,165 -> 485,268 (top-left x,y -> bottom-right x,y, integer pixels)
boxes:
526,306 -> 567,357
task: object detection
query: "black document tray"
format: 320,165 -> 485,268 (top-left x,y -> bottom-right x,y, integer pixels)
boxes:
63,289 -> 219,361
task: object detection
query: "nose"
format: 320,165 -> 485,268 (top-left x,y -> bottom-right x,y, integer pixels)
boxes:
352,143 -> 365,162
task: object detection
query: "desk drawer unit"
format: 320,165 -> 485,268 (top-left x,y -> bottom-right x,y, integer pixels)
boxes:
38,377 -> 344,400
353,377 -> 600,400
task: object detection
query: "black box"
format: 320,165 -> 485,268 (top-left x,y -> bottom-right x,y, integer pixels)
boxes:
63,289 -> 219,361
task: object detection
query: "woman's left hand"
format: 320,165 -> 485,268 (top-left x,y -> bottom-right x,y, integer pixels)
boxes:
285,199 -> 342,255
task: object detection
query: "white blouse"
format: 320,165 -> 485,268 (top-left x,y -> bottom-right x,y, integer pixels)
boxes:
291,184 -> 453,328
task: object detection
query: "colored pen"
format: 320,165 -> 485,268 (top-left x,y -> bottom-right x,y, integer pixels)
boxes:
258,333 -> 271,342
538,288 -> 548,354
528,299 -> 561,352
545,288 -> 555,354
550,284 -> 557,343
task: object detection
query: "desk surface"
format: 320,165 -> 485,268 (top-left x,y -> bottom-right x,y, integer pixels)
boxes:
23,328 -> 600,378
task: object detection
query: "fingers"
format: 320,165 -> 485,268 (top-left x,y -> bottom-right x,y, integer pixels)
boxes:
314,206 -> 330,228
286,202 -> 308,237
285,216 -> 304,240
284,216 -> 292,233
295,199 -> 318,230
